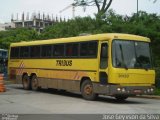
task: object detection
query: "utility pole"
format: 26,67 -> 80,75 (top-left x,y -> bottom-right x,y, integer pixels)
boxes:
137,0 -> 139,16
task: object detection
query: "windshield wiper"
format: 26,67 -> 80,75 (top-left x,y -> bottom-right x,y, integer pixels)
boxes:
119,44 -> 128,70
143,64 -> 150,71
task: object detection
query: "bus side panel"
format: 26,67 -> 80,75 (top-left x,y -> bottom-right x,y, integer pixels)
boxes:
8,57 -> 99,92
36,70 -> 97,92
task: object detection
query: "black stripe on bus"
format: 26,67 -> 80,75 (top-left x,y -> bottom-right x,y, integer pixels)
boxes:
10,67 -> 97,72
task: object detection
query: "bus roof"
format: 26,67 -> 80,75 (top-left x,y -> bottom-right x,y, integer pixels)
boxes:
10,33 -> 150,47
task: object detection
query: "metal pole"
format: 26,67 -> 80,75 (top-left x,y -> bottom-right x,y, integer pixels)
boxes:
72,5 -> 75,19
137,0 -> 139,16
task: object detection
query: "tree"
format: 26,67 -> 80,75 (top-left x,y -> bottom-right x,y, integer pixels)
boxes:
74,0 -> 113,17
149,0 -> 157,3
153,0 -> 157,3
0,28 -> 38,49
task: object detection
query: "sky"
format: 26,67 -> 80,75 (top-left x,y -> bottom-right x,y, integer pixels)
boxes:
0,0 -> 160,23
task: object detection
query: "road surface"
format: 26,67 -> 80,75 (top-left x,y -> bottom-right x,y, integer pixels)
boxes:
0,84 -> 160,120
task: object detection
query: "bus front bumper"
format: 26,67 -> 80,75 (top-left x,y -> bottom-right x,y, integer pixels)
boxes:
93,83 -> 155,96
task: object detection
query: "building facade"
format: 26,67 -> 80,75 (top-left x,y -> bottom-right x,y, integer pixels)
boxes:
11,13 -> 58,33
0,22 -> 15,31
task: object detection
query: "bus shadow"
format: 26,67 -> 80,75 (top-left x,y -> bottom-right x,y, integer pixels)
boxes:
38,88 -> 145,104
96,96 -> 145,104
11,85 -> 146,104
39,88 -> 82,99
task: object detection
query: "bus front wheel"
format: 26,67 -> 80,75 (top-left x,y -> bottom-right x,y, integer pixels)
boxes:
22,74 -> 31,90
31,75 -> 39,91
81,80 -> 98,100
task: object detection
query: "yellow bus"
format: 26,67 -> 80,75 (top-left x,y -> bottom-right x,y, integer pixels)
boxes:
8,33 -> 155,100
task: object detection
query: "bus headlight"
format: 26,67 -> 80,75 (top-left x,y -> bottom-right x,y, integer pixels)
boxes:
147,89 -> 150,92
117,87 -> 126,92
150,88 -> 154,92
146,88 -> 154,93
121,88 -> 126,92
117,88 -> 121,91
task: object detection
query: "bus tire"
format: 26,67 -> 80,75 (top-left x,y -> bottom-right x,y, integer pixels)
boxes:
22,74 -> 31,90
81,80 -> 97,100
115,95 -> 128,101
31,75 -> 39,91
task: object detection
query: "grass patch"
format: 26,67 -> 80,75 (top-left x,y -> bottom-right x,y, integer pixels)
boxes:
154,88 -> 160,95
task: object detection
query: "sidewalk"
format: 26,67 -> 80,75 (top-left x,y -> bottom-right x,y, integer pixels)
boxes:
134,95 -> 160,100
4,80 -> 14,85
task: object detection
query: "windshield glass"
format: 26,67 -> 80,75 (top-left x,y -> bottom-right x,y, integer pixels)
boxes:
112,40 -> 152,69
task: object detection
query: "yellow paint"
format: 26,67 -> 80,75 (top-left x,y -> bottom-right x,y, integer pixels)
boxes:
8,33 -> 155,87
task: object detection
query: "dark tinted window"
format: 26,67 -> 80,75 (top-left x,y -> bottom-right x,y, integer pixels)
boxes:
100,43 -> 108,69
41,45 -> 52,57
66,43 -> 79,57
80,42 -> 88,56
53,44 -> 64,57
88,42 -> 97,56
80,41 -> 97,57
20,47 -> 29,58
0,51 -> 7,58
10,47 -> 19,59
30,46 -> 40,58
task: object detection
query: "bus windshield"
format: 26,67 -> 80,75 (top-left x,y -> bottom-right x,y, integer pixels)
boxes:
112,40 -> 152,69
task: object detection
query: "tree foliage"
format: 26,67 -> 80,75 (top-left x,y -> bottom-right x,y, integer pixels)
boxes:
0,28 -> 38,49
152,0 -> 157,3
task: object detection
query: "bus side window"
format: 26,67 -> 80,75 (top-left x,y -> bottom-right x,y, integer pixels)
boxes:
30,46 -> 40,58
10,47 -> 19,59
20,46 -> 29,58
80,42 -> 88,56
41,45 -> 52,58
53,44 -> 64,57
66,43 -> 79,57
100,43 -> 108,69
80,41 -> 98,57
88,42 -> 97,57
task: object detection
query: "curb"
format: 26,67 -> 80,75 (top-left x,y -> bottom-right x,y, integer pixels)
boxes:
4,80 -> 14,85
134,95 -> 160,100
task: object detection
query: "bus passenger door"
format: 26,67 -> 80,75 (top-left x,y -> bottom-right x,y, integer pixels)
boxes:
99,42 -> 108,85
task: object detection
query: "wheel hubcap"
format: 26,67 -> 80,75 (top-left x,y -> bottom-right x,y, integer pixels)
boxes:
32,78 -> 38,89
23,78 -> 28,88
84,85 -> 93,95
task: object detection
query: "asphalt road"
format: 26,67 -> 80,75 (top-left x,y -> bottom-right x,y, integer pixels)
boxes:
0,84 -> 160,119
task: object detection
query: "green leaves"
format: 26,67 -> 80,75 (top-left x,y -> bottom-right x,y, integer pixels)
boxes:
0,28 -> 38,49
